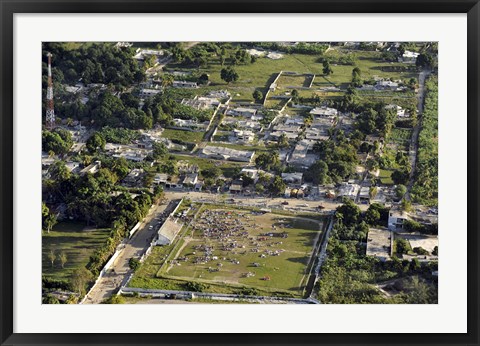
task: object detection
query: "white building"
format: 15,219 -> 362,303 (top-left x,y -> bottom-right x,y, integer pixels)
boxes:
155,217 -> 183,246
281,172 -> 303,184
140,88 -> 162,99
388,208 -> 410,231
79,161 -> 101,175
337,182 -> 360,200
228,107 -> 257,118
173,80 -> 198,88
202,146 -> 255,163
385,104 -> 409,118
309,107 -> 338,118
182,173 -> 198,186
232,129 -> 255,143
376,80 -> 399,90
400,50 -> 420,63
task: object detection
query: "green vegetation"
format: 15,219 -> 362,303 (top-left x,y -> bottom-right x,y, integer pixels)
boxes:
316,201 -> 438,304
173,155 -> 244,178
42,128 -> 73,155
161,129 -> 205,144
98,127 -> 139,144
378,169 -> 394,185
42,221 -> 110,281
43,42 -> 143,87
130,206 -> 324,298
411,75 -> 438,205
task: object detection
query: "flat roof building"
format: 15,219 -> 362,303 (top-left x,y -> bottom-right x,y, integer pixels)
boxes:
202,145 -> 255,163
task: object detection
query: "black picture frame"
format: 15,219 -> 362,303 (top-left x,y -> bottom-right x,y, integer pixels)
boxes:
1,1 -> 478,345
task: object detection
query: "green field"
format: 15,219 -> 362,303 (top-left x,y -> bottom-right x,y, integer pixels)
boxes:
173,154 -> 245,178
162,129 -> 205,144
379,169 -> 394,185
165,48 -> 418,103
276,74 -> 312,88
42,221 -> 110,281
129,205 -> 324,298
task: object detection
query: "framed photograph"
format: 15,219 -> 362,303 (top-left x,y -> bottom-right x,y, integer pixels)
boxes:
1,0 -> 478,345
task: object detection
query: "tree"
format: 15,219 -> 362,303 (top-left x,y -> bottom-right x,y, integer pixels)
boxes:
392,168 -> 409,185
161,74 -> 174,88
86,132 -> 106,153
42,202 -> 58,233
43,295 -> 60,304
416,53 -> 435,69
198,73 -> 209,85
268,176 -> 286,196
129,257 -> 141,271
42,129 -> 73,155
291,89 -> 299,103
70,267 -> 94,296
255,151 -> 279,171
401,198 -> 413,212
48,249 -> 56,268
395,184 -> 407,199
278,133 -> 289,148
252,90 -> 263,103
201,166 -> 222,180
44,212 -> 58,234
152,142 -> 168,160
351,67 -> 362,87
432,246 -> 438,256
58,252 -> 68,268
322,60 -> 333,76
305,160 -> 329,185
336,199 -> 361,226
364,207 -> 380,225
255,183 -> 265,194
103,295 -> 126,304
395,238 -> 412,255
220,66 -> 239,84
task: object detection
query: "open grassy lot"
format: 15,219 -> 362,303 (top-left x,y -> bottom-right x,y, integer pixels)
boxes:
379,169 -> 394,185
42,221 -> 110,281
162,129 -> 205,144
130,204 -> 324,298
166,47 -> 417,103
276,74 -> 312,88
173,154 -> 245,178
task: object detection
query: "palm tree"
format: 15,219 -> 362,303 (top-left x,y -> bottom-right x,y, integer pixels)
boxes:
161,74 -> 174,88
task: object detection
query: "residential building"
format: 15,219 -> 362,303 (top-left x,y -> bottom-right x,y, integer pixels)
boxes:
388,208 -> 410,231
79,161 -> 101,175
229,179 -> 244,194
202,146 -> 255,163
400,50 -> 420,63
228,107 -> 257,118
182,173 -> 199,186
232,129 -> 255,143
173,80 -> 198,88
337,182 -> 360,200
281,172 -> 303,184
366,228 -> 392,262
309,106 -> 338,118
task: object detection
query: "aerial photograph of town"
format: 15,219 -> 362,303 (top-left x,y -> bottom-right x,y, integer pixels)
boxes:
41,41 -> 438,304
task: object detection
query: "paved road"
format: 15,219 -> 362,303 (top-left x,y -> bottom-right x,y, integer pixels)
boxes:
82,202 -> 174,304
